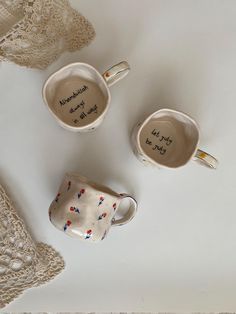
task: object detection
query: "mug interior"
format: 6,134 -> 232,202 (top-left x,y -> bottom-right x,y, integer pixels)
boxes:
43,63 -> 109,129
139,109 -> 199,168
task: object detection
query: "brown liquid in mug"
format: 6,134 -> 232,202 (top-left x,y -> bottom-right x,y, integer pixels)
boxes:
52,77 -> 107,127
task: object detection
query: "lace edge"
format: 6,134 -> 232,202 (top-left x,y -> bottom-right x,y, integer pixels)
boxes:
35,242 -> 65,286
0,1 -> 96,69
0,242 -> 65,309
0,184 -> 65,309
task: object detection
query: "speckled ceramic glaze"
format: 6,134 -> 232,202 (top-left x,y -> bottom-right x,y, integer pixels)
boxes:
131,109 -> 218,169
43,61 -> 130,132
49,173 -> 137,243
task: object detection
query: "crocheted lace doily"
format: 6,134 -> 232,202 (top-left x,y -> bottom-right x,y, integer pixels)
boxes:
0,184 -> 65,309
0,0 -> 95,69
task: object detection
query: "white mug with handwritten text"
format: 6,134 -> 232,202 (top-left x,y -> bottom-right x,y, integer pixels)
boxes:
131,109 -> 218,169
49,173 -> 138,243
43,61 -> 130,132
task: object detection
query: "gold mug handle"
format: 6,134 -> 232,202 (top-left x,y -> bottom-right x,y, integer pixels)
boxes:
194,149 -> 218,169
102,61 -> 130,87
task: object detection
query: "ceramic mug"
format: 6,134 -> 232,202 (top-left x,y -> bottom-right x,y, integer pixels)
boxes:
131,109 -> 218,169
42,61 -> 130,132
49,173 -> 138,242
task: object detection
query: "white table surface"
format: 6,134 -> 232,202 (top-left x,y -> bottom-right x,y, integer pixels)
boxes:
1,0 -> 236,312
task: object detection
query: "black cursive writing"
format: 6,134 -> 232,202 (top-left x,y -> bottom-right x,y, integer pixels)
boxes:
87,104 -> 98,115
145,129 -> 173,156
152,129 -> 160,138
59,85 -> 89,106
69,100 -> 85,113
159,135 -> 172,146
80,112 -> 87,120
146,138 -> 152,145
152,144 -> 166,155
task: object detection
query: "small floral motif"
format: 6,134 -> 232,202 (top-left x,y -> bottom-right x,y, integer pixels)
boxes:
64,220 -> 72,232
85,229 -> 92,239
78,189 -> 85,199
98,196 -> 104,206
98,212 -> 107,220
67,181 -> 71,191
199,152 -> 207,159
70,206 -> 80,214
113,203 -> 117,211
55,193 -> 61,202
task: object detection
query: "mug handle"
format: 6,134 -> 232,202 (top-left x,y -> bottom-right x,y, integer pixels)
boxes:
194,149 -> 218,169
112,193 -> 138,226
102,61 -> 130,87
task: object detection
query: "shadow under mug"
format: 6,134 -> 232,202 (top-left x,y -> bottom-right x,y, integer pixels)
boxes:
131,109 -> 218,169
42,61 -> 130,132
49,173 -> 138,243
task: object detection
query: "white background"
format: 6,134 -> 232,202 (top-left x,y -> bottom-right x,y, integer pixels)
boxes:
1,0 -> 236,311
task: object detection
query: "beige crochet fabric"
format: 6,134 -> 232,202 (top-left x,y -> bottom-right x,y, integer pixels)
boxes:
0,0 -> 95,69
0,184 -> 65,309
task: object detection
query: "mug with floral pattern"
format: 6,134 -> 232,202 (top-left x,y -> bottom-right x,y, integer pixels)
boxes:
49,173 -> 138,243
